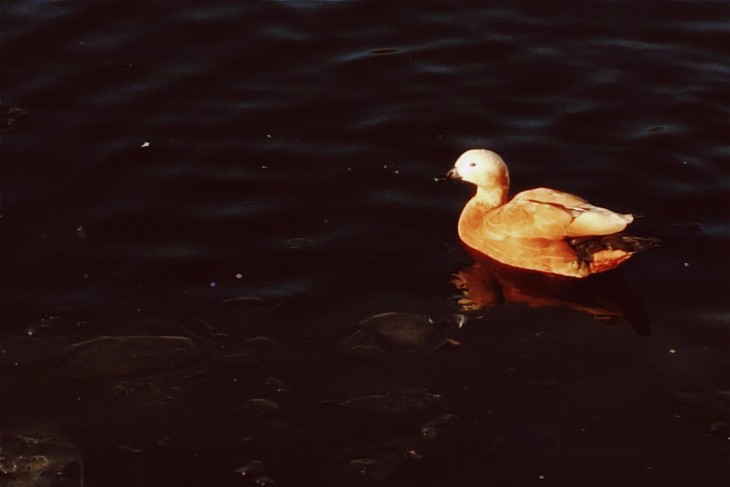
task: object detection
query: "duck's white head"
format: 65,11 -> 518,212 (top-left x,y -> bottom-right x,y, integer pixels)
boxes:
447,150 -> 510,203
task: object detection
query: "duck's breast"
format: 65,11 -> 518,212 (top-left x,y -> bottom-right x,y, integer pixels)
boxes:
458,197 -> 585,276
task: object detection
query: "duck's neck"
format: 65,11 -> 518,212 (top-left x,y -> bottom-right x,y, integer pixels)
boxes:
474,186 -> 507,209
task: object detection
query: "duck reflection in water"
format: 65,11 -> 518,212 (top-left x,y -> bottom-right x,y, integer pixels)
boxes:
452,256 -> 651,336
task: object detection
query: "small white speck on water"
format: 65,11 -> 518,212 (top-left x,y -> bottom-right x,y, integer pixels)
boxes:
683,262 -> 690,267
210,281 -> 217,288
266,134 -> 272,139
538,474 -> 545,480
141,141 -> 150,148
669,348 -> 676,354
235,273 -> 243,279
324,218 -> 329,223
682,160 -> 687,165
260,165 -> 268,169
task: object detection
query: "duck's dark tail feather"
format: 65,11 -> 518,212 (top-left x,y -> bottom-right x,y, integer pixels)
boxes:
571,235 -> 661,270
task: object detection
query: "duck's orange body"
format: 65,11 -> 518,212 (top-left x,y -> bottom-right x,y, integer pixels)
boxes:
447,150 -> 656,278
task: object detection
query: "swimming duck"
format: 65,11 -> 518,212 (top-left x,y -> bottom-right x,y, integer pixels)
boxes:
444,149 -> 658,278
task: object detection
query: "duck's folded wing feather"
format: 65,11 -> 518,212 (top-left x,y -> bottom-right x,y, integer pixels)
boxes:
488,188 -> 633,239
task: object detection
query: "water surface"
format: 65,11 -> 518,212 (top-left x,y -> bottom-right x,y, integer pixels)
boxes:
2,2 -> 729,486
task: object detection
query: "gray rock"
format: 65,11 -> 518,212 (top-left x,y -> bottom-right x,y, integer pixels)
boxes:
0,434 -> 82,487
345,312 -> 445,351
59,335 -> 199,379
348,453 -> 400,482
338,389 -> 442,415
242,398 -> 280,417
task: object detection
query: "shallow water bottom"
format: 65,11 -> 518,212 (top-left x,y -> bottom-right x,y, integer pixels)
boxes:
3,256 -> 729,486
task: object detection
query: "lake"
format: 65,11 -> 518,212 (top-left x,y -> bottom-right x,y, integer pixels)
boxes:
2,2 -> 729,486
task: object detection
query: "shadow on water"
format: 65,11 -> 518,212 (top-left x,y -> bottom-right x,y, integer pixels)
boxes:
452,258 -> 652,336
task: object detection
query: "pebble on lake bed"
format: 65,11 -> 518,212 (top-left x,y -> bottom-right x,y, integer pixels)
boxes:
421,414 -> 460,440
234,459 -> 264,477
349,453 -> 400,482
359,312 -> 435,346
345,312 -> 448,350
59,335 -> 199,379
241,398 -> 280,417
336,389 -> 442,415
0,434 -> 83,487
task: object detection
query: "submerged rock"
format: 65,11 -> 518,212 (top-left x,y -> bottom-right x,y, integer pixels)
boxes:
337,389 -> 442,416
252,476 -> 276,486
202,297 -> 278,340
345,312 -> 450,351
264,376 -> 290,393
421,414 -> 460,440
668,389 -> 730,416
1,106 -> 27,132
360,312 -> 435,347
0,434 -> 83,487
242,398 -> 280,417
233,459 -> 264,477
59,335 -> 199,379
348,453 -> 400,482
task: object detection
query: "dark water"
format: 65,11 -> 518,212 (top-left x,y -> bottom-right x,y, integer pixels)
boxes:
2,2 -> 729,486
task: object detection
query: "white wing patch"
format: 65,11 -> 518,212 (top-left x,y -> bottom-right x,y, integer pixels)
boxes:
525,199 -> 633,237
566,205 -> 633,236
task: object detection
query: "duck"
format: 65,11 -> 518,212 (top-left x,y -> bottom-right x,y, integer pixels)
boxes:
443,149 -> 658,278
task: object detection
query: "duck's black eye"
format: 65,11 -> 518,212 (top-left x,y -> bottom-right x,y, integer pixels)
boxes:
469,162 -> 476,167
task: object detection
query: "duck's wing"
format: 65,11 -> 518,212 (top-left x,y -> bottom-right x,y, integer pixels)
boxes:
490,188 -> 633,239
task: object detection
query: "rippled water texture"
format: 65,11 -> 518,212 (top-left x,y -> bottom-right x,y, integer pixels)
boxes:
2,2 -> 729,486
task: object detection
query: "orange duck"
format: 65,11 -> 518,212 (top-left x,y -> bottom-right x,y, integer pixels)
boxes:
444,149 -> 658,278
